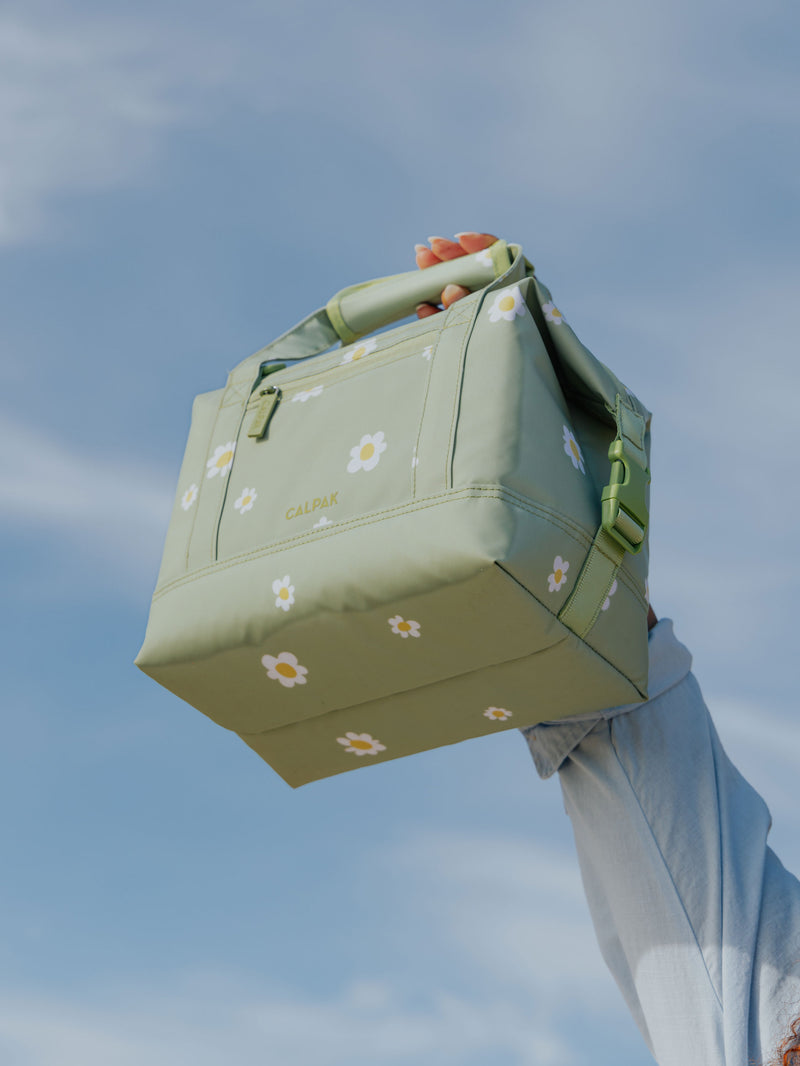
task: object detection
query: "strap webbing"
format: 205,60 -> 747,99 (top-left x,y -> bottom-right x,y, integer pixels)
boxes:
558,397 -> 648,638
558,527 -> 625,638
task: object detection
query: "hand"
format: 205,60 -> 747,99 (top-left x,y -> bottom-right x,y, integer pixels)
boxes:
414,232 -> 498,319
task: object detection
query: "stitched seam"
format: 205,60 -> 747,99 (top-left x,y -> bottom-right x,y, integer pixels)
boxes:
184,388 -> 226,570
411,338 -> 437,499
241,631 -> 573,737
154,485 -> 643,603
445,296 -> 483,489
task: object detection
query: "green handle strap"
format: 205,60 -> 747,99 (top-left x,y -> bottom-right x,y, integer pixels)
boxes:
558,396 -> 650,638
228,241 -> 520,391
326,239 -> 515,344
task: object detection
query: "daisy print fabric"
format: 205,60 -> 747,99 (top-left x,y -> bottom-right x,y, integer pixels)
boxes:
206,442 -> 236,478
602,579 -> 618,612
291,385 -> 324,403
388,615 -> 420,638
542,301 -> 565,325
261,651 -> 308,688
347,431 -> 386,473
548,556 -> 570,593
337,732 -> 386,757
272,575 -> 295,611
487,285 -> 526,323
483,707 -> 512,722
180,484 -> 198,511
234,487 -> 257,514
341,338 -> 377,365
562,425 -> 585,474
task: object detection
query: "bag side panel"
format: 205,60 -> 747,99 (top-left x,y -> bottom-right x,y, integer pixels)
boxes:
153,388 -> 224,589
239,628 -> 644,788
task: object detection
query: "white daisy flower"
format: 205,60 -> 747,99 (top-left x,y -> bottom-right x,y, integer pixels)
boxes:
601,579 -> 618,612
234,487 -> 257,514
180,484 -> 198,511
347,431 -> 387,473
272,574 -> 295,611
562,425 -> 585,474
548,556 -> 570,593
542,301 -> 565,325
313,516 -> 332,529
291,385 -> 324,403
475,247 -> 494,267
336,732 -> 386,757
421,345 -> 433,360
487,285 -> 526,323
483,707 -> 513,721
341,338 -> 378,365
388,615 -> 421,639
206,442 -> 236,478
261,651 -> 308,688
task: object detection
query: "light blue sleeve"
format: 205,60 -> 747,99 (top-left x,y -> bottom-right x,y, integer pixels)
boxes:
522,620 -> 800,1066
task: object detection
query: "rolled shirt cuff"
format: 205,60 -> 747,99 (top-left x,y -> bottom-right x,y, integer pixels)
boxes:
521,618 -> 693,779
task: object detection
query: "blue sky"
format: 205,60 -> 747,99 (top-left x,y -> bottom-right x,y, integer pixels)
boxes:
2,1 -> 799,1063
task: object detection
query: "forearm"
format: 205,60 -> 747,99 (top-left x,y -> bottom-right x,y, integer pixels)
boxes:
523,621 -> 800,1066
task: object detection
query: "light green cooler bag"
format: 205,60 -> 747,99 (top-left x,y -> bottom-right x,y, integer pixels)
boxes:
136,240 -> 651,787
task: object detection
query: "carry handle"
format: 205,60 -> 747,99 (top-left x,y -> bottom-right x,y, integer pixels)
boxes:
229,240 -> 527,391
326,240 -> 517,344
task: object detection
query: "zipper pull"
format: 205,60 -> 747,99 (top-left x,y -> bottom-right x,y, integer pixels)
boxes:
247,385 -> 282,440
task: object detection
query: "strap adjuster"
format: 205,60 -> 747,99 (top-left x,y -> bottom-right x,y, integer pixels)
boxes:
601,438 -> 650,554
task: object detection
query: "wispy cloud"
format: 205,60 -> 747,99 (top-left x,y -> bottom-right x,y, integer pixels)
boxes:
384,829 -> 619,1007
0,978 -> 571,1066
0,411 -> 172,582
2,1 -> 798,242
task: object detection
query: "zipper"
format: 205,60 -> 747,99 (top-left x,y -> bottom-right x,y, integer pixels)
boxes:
247,385 -> 282,440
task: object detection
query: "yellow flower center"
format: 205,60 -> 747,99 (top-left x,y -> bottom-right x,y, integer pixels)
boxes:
350,739 -> 373,750
499,295 -> 515,312
397,621 -> 411,632
216,449 -> 233,469
243,495 -> 251,506
492,711 -> 503,718
570,439 -> 581,462
360,442 -> 375,461
352,346 -> 366,360
552,306 -> 562,319
279,587 -> 290,600
554,569 -> 563,583
276,662 -> 297,679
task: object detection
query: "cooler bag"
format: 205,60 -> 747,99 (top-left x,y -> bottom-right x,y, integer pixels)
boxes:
136,240 -> 651,787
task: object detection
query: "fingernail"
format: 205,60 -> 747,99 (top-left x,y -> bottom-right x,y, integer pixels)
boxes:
453,232 -> 478,239
414,244 -> 428,253
427,236 -> 445,244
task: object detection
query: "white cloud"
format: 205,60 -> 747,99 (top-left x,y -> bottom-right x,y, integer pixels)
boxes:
1,1 -> 798,242
0,14 -> 186,243
385,830 -> 619,1007
0,411 -> 172,580
0,978 -> 572,1066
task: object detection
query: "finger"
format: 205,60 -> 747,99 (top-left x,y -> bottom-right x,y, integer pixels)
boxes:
415,244 -> 440,270
428,236 -> 467,261
441,283 -> 470,309
416,302 -> 441,319
454,231 -> 498,254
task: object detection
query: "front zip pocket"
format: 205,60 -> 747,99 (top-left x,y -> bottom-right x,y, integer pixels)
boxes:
214,337 -> 437,563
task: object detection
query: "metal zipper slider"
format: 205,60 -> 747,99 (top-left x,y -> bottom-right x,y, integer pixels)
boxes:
247,385 -> 282,440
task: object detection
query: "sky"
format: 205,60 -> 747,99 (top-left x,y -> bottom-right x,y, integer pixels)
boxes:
1,1 -> 799,1063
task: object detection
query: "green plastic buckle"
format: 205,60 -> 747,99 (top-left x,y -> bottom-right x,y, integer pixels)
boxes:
601,438 -> 650,554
